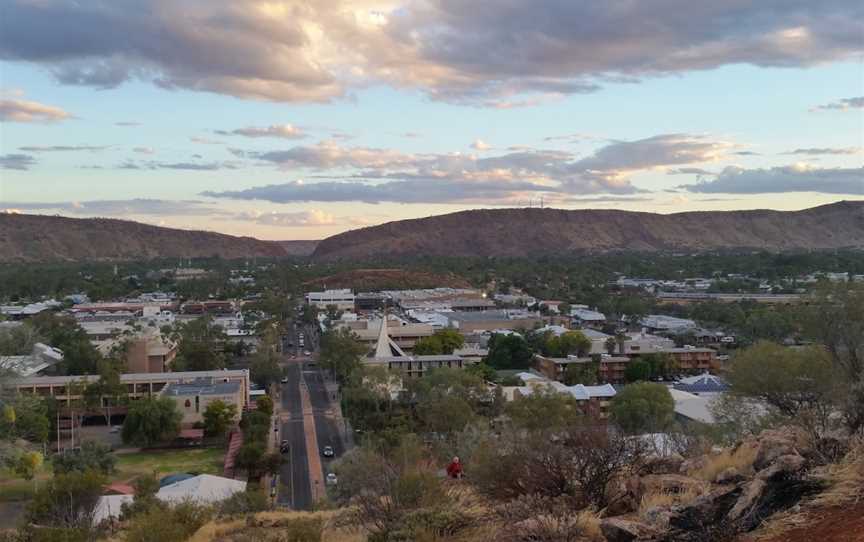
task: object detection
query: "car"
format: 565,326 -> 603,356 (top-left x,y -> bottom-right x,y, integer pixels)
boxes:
322,445 -> 334,458
109,425 -> 122,434
280,440 -> 290,453
280,376 -> 289,384
326,473 -> 338,485
304,350 -> 311,356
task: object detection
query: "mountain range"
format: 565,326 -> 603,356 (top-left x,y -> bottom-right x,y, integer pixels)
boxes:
1,201 -> 862,263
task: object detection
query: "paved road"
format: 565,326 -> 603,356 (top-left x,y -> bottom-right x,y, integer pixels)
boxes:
305,367 -> 346,478
279,362 -> 312,509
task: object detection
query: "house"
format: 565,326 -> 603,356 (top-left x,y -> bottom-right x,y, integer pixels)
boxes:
507,372 -> 617,419
669,388 -> 716,424
571,307 -> 606,329
161,378 -> 244,424
673,372 -> 729,396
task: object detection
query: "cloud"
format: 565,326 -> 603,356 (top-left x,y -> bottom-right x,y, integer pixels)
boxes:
1,199 -> 217,215
190,136 -> 224,145
215,124 -> 306,139
784,147 -> 862,155
470,139 -> 492,151
0,96 -> 71,122
118,159 -> 237,171
234,209 -> 337,227
682,164 -> 864,195
732,151 -> 761,156
133,147 -> 155,154
811,96 -> 864,111
18,145 -> 107,152
0,153 -> 36,170
667,167 -> 715,175
1,1 -> 859,106
205,133 -> 733,204
114,121 -> 141,127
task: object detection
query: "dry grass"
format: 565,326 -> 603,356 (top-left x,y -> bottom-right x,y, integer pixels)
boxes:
689,442 -> 759,482
638,484 -> 708,525
574,509 -> 604,541
186,510 -> 364,542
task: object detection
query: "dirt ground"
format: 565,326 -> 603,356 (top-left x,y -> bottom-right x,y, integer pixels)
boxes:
747,502 -> 864,542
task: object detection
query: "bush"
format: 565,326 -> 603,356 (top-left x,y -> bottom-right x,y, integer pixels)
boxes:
124,501 -> 213,542
219,490 -> 271,516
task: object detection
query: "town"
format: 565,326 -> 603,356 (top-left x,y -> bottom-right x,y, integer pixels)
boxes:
1,253 -> 863,540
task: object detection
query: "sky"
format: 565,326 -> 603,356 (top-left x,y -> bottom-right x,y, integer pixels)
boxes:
0,0 -> 862,241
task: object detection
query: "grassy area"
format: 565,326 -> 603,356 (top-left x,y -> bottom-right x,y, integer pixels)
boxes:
113,447 -> 225,483
0,466 -> 53,503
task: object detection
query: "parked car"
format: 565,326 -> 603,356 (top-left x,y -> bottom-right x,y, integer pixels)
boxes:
280,440 -> 290,454
281,376 -> 289,384
322,445 -> 334,458
326,473 -> 338,485
303,350 -> 311,356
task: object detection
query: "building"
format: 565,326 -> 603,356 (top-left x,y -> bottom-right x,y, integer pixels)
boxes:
534,354 -> 632,385
641,315 -> 697,333
660,347 -> 719,373
181,300 -> 235,315
508,372 -> 617,419
306,289 -> 356,312
338,317 -> 434,353
13,369 -> 250,407
161,378 -> 243,424
122,336 -> 177,373
446,310 -> 542,333
571,307 -> 606,328
669,388 -> 716,424
0,343 -> 64,377
354,292 -> 387,312
673,372 -> 729,396
362,318 -> 471,378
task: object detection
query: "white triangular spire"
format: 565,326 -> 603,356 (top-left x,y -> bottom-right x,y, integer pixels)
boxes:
373,313 -> 405,359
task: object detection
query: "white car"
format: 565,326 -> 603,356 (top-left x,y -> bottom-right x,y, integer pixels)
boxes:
326,472 -> 338,485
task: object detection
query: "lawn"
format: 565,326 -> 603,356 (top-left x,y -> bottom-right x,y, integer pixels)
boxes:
112,447 -> 225,483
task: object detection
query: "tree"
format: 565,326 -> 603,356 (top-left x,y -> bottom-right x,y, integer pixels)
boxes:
604,336 -> 617,356
30,313 -> 102,375
256,395 -> 274,418
547,331 -> 591,357
0,395 -> 50,444
563,361 -> 598,386
611,382 -> 674,434
504,387 -> 583,431
83,361 -> 126,426
465,362 -> 497,382
235,442 -> 266,478
725,341 -> 838,435
250,347 -> 282,390
53,441 -> 115,475
485,334 -> 534,370
163,316 -> 226,371
202,399 -> 238,437
319,327 -> 367,382
122,396 -> 182,446
0,324 -> 44,355
12,450 -> 43,481
27,470 -> 106,530
624,359 -> 652,383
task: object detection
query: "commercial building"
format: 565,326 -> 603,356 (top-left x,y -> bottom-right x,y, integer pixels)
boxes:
362,318 -> 472,378
446,310 -> 542,334
306,289 -> 356,312
161,378 -> 244,424
338,317 -> 434,353
0,343 -> 64,377
13,369 -> 250,407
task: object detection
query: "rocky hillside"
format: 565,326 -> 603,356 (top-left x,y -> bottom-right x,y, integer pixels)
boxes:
274,240 -> 319,257
313,201 -> 864,261
0,214 -> 288,262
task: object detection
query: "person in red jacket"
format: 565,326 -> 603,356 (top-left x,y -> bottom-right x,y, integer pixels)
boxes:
446,456 -> 463,479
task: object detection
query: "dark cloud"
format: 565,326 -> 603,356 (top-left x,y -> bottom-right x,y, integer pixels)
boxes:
0,153 -> 36,170
0,96 -> 71,122
1,199 -> 217,215
784,147 -> 862,155
0,1 -> 859,105
811,96 -> 864,111
682,165 -> 864,195
19,145 -> 108,152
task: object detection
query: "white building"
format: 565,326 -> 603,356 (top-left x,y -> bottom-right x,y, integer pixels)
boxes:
306,289 -> 355,312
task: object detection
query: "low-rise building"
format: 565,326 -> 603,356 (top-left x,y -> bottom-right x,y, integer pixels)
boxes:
0,343 -> 64,377
446,310 -> 542,333
161,378 -> 244,424
362,318 -> 472,378
338,317 -> 435,353
306,289 -> 356,312
660,347 -> 719,373
508,372 -> 617,419
534,354 -> 631,384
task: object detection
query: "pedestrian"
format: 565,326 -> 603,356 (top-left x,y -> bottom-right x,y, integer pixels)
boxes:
446,456 -> 463,479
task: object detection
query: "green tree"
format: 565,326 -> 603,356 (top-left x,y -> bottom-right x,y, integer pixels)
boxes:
547,331 -> 592,357
0,395 -> 50,444
30,313 -> 102,375
465,362 -> 497,382
52,441 -> 115,475
122,396 -> 182,447
725,341 -> 838,435
319,327 -> 366,382
624,359 -> 652,382
0,324 -> 44,355
504,387 -> 583,431
408,368 -> 496,434
413,328 -> 465,355
485,334 -> 533,370
83,361 -> 126,426
12,450 -> 43,481
202,399 -> 238,437
163,315 -> 227,371
256,394 -> 274,418
610,382 -> 674,434
604,336 -> 617,356
27,469 -> 106,530
563,361 -> 598,385
250,347 -> 282,390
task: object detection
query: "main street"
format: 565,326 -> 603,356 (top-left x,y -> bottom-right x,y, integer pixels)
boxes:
277,317 -> 346,509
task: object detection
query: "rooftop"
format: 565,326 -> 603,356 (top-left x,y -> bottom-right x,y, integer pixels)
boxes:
162,378 -> 241,397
